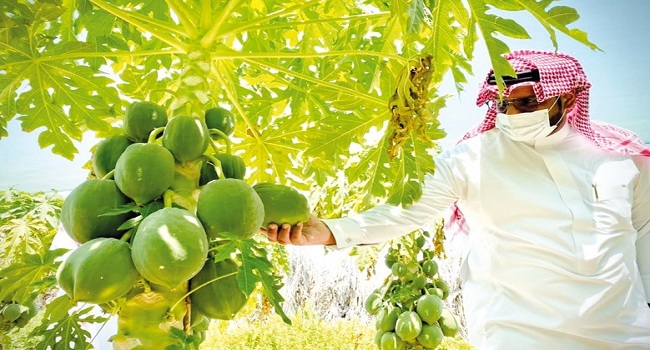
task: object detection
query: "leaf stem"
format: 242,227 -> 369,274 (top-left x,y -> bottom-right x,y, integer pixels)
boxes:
214,1 -> 321,41
204,154 -> 225,180
163,190 -> 175,208
89,0 -> 189,53
199,0 -> 243,48
148,127 -> 166,144
208,128 -> 232,154
101,169 -> 115,180
170,271 -> 237,311
200,0 -> 212,32
166,0 -> 200,39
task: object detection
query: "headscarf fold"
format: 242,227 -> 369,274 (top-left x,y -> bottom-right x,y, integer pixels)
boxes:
447,50 -> 650,235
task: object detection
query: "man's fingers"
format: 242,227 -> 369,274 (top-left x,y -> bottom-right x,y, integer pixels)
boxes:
290,222 -> 304,244
276,223 -> 293,244
265,223 -> 279,242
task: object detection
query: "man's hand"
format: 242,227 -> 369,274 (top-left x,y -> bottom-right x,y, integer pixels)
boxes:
262,213 -> 337,246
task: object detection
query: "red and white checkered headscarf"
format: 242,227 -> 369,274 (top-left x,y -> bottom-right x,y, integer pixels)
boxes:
447,49 -> 650,235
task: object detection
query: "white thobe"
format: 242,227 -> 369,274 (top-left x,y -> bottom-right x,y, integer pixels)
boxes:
324,125 -> 650,349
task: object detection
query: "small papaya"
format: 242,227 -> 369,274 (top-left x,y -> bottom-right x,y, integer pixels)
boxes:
114,143 -> 176,205
190,258 -> 247,320
56,237 -> 140,304
123,101 -> 168,143
92,134 -> 133,178
252,182 -> 310,228
162,115 -> 210,163
61,179 -> 133,243
199,153 -> 246,186
196,178 -> 264,239
131,207 -> 209,288
204,107 -> 235,137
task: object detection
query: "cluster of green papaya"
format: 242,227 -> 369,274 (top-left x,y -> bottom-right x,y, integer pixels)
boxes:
365,233 -> 460,350
0,299 -> 38,331
57,101 -> 311,348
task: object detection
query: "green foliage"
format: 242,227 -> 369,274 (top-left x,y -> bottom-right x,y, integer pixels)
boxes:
211,233 -> 291,324
0,0 -> 598,215
31,295 -> 108,350
201,307 -> 474,349
0,189 -> 63,268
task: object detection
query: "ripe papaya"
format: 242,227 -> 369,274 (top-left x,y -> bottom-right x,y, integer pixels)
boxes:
123,101 -> 168,142
189,258 -> 247,320
56,238 -> 140,304
92,134 -> 133,178
199,153 -> 246,186
204,107 -> 235,137
131,207 -> 209,288
114,143 -> 176,205
196,179 -> 264,239
162,115 -> 210,163
61,179 -> 133,243
252,182 -> 310,228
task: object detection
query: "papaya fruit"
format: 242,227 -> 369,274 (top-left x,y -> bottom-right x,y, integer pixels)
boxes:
204,107 -> 235,137
114,143 -> 176,205
190,258 -> 247,320
131,207 -> 209,288
56,237 -> 140,304
60,179 -> 133,243
123,101 -> 168,143
199,153 -> 246,186
437,308 -> 459,337
252,182 -> 310,228
196,178 -> 264,239
91,134 -> 133,178
162,115 -> 210,163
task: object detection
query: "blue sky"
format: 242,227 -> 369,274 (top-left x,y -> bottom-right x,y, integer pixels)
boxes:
1,0 -> 649,192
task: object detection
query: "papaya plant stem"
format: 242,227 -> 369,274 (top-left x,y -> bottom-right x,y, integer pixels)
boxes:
163,190 -> 175,208
200,0 -> 212,32
209,128 -> 232,154
205,154 -> 225,179
199,0 -> 243,48
101,169 -> 115,180
183,296 -> 192,334
148,127 -> 166,144
169,271 -> 237,311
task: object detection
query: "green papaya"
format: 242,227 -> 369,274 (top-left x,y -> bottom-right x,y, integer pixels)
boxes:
252,182 -> 310,228
190,258 -> 247,320
61,179 -> 133,243
123,101 -> 168,142
162,115 -> 210,163
204,107 -> 235,137
114,143 -> 176,205
199,153 -> 246,186
437,308 -> 459,337
91,134 -> 133,178
131,207 -> 209,288
1,303 -> 21,322
56,238 -> 140,304
196,178 -> 264,239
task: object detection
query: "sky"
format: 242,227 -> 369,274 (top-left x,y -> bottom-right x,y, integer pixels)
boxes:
1,0 -> 649,193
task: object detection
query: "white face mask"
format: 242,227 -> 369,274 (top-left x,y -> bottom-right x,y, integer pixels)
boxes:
495,104 -> 565,142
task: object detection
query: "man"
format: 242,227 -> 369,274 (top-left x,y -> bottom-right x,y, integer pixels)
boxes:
264,50 -> 650,349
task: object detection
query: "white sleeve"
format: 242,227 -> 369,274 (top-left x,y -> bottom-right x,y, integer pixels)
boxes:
633,155 -> 650,301
324,151 -> 465,249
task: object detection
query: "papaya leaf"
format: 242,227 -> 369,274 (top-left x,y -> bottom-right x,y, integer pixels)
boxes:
236,239 -> 291,324
0,249 -> 68,304
32,295 -> 109,350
